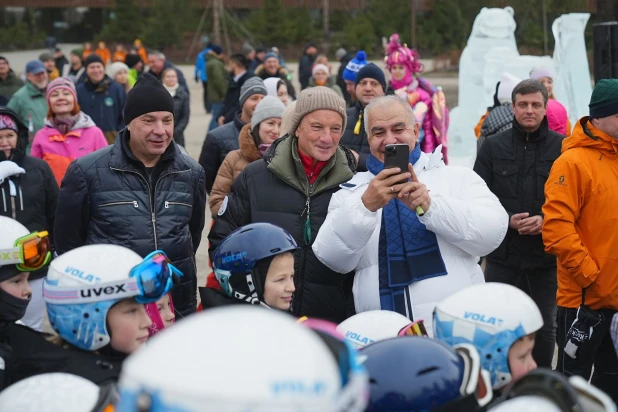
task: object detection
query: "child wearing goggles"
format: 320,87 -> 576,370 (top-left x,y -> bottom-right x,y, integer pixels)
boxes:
144,292 -> 175,336
0,217 -> 43,390
9,244 -> 181,385
433,283 -> 543,395
200,223 -> 299,311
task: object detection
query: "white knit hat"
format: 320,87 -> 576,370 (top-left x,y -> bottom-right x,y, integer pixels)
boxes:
529,66 -> 555,81
497,73 -> 521,104
251,96 -> 286,130
312,64 -> 329,77
107,62 -> 129,80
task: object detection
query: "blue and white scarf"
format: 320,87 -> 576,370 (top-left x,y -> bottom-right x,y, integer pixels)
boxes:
366,144 -> 447,319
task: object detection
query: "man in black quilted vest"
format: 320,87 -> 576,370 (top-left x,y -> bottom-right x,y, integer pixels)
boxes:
54,73 -> 207,317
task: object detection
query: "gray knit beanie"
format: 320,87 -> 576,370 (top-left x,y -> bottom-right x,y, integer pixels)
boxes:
289,86 -> 347,135
239,77 -> 267,107
251,96 -> 286,130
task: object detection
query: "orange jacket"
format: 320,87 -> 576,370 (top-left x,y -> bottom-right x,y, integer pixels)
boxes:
96,48 -> 111,65
138,47 -> 148,65
113,51 -> 127,63
475,110 -> 489,138
543,117 -> 618,310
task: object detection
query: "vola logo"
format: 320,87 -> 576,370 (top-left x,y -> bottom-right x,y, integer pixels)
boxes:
65,267 -> 101,283
271,380 -> 327,396
345,331 -> 375,346
80,284 -> 127,298
464,312 -> 504,326
221,252 -> 248,264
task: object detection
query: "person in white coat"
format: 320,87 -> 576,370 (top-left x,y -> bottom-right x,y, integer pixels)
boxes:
313,96 -> 508,335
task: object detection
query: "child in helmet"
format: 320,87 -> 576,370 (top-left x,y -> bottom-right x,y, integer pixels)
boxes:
200,222 -> 298,311
117,306 -> 369,411
144,292 -> 175,336
0,216 -> 51,389
10,244 -> 181,385
433,283 -> 543,392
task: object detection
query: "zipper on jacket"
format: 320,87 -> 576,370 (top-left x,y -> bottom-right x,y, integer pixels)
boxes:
165,200 -> 193,209
10,197 -> 16,220
18,186 -> 24,212
99,201 -> 139,208
152,169 -> 191,248
302,197 -> 312,245
110,167 -> 157,248
1,186 -> 6,213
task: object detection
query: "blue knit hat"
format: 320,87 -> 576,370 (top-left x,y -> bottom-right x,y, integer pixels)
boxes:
342,51 -> 368,82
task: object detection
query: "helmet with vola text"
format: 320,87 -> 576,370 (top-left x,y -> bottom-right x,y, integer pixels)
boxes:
433,283 -> 543,389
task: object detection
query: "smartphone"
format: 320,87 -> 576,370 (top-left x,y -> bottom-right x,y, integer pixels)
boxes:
384,144 -> 409,184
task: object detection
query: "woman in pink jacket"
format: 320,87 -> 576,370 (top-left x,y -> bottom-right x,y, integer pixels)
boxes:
31,77 -> 107,185
385,34 -> 449,162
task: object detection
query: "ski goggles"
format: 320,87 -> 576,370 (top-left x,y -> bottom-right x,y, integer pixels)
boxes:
497,369 -> 616,412
44,250 -> 183,305
452,344 -> 493,408
398,319 -> 428,337
0,231 -> 51,272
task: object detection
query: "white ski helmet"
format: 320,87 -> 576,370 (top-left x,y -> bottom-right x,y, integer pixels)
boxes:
0,372 -> 116,412
117,306 -> 369,412
44,244 -> 144,351
0,216 -> 50,280
0,216 -> 29,250
337,310 -> 427,349
433,283 -> 543,389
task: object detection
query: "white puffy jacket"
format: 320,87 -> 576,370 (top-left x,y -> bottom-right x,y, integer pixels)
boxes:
312,149 -> 508,336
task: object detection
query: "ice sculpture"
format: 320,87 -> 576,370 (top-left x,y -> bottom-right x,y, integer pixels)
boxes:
449,8 -> 592,169
450,7 -> 517,167
552,13 -> 593,125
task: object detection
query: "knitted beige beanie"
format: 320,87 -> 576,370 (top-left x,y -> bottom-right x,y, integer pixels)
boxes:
288,86 -> 347,135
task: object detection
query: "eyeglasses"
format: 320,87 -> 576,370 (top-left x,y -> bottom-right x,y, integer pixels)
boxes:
43,250 -> 183,305
0,231 -> 51,272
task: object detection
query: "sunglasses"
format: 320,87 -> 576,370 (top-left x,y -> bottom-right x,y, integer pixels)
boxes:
43,250 -> 183,305
0,231 -> 51,272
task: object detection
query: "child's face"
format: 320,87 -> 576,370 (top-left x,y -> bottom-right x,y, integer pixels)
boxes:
156,294 -> 175,328
262,253 -> 295,311
0,272 -> 31,299
108,299 -> 151,354
508,335 -> 537,381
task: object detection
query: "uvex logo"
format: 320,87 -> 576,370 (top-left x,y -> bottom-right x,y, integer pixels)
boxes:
80,284 -> 127,298
0,251 -> 20,261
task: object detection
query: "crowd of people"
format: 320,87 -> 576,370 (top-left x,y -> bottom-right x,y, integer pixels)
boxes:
0,31 -> 617,411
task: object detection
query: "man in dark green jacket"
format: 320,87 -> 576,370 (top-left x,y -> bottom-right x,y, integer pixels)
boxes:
0,57 -> 24,104
206,45 -> 228,132
7,61 -> 49,142
209,87 -> 357,323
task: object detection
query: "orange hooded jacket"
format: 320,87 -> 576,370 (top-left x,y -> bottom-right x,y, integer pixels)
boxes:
543,117 -> 618,310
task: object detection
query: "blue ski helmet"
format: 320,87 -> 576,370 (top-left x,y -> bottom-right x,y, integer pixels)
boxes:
213,223 -> 298,304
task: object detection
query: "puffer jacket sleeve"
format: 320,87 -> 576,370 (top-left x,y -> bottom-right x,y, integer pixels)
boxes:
189,166 -> 207,253
54,161 -> 90,255
174,92 -> 190,136
209,151 -> 237,216
419,167 -> 508,257
208,167 -> 251,262
312,187 -> 380,274
542,156 -> 598,288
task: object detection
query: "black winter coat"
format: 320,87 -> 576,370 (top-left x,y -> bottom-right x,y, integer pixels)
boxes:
0,107 -> 58,281
298,53 -> 316,91
172,86 -> 190,147
220,71 -> 254,124
340,101 -> 370,172
9,323 -> 123,385
474,117 -> 564,269
337,52 -> 354,106
54,129 -> 207,316
208,135 -> 356,323
199,113 -> 246,193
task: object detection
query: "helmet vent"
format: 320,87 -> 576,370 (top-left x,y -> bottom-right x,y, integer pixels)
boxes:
418,366 -> 439,376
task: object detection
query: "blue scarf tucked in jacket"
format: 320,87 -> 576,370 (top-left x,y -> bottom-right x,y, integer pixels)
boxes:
366,144 -> 447,319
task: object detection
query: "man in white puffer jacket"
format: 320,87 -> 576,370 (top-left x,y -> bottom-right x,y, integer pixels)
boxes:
313,96 -> 508,336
